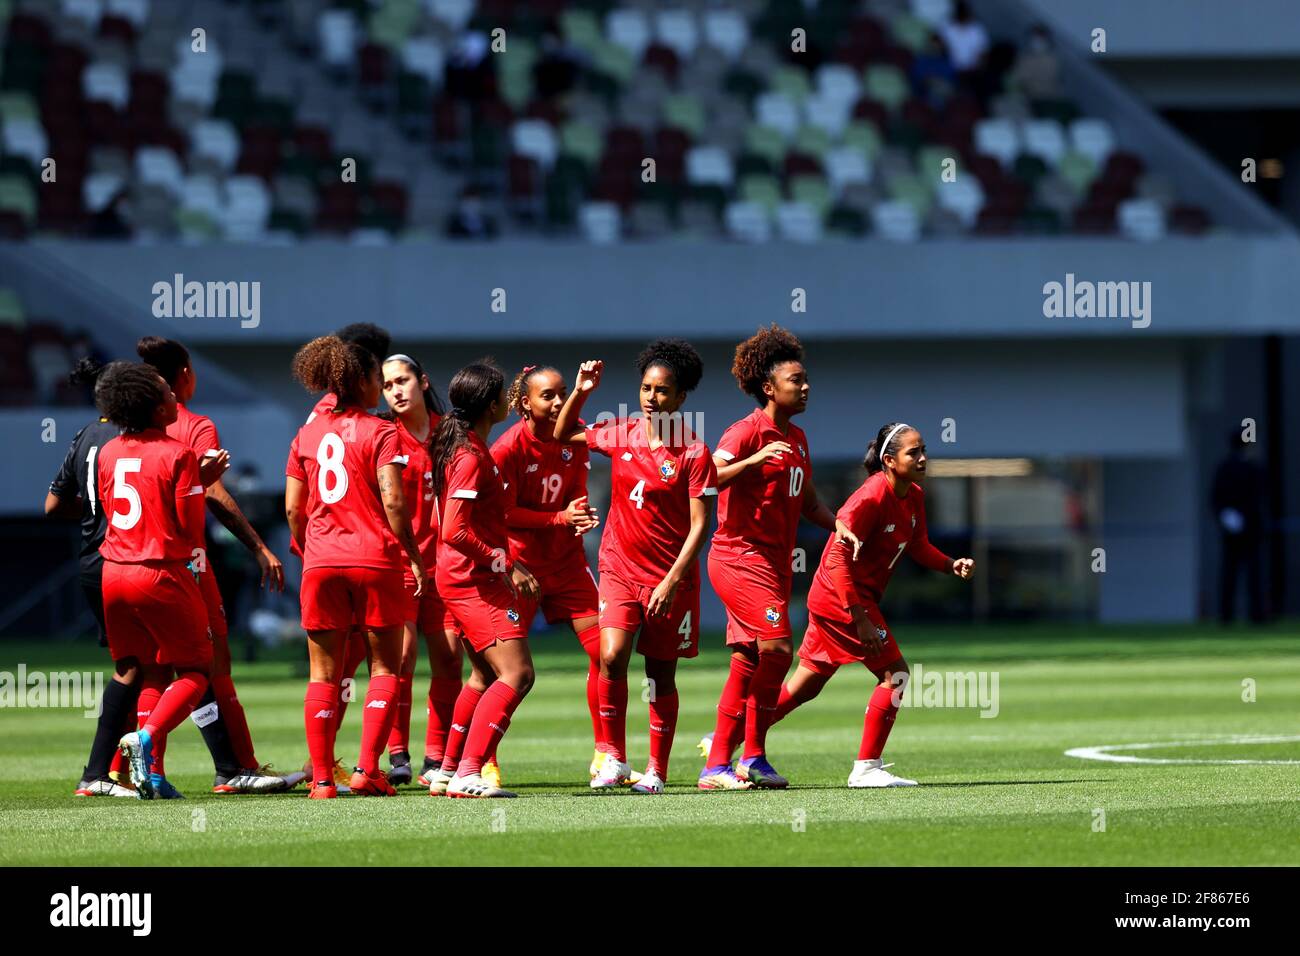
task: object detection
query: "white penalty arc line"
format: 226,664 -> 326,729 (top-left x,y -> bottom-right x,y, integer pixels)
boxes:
1065,734 -> 1300,766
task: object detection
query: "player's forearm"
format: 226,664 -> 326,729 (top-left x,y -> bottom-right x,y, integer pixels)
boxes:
505,505 -> 567,529
205,480 -> 267,553
804,498 -> 837,532
387,509 -> 423,567
663,510 -> 709,584
911,540 -> 954,573
713,459 -> 752,488
553,388 -> 589,443
176,494 -> 207,544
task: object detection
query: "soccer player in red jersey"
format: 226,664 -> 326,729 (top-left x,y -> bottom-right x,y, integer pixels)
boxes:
426,362 -> 540,799
93,363 -> 216,799
136,336 -> 294,794
764,423 -> 975,787
492,365 -> 606,779
285,336 -> 427,798
552,340 -> 718,794
297,323 -> 391,790
698,325 -> 850,791
377,353 -> 465,788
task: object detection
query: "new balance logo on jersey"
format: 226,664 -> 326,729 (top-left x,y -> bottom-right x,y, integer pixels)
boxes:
526,463 -> 539,473
884,524 -> 896,533
365,699 -> 388,710
313,709 -> 334,719
451,722 -> 467,733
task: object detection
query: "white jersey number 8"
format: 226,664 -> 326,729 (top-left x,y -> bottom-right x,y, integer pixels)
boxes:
317,433 -> 349,504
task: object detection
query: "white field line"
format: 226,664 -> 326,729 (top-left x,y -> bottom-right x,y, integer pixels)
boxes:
1065,734 -> 1300,765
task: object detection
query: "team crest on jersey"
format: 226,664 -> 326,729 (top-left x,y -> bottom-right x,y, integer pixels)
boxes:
764,606 -> 781,624
561,447 -> 573,462
599,599 -> 607,613
876,626 -> 888,641
798,445 -> 806,458
506,608 -> 520,623
660,458 -> 676,480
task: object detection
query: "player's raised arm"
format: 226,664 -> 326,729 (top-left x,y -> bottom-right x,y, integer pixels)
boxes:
553,360 -> 603,443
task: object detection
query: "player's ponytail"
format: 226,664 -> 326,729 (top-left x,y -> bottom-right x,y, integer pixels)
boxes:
430,361 -> 504,500
68,356 -> 105,388
864,421 -> 913,475
292,335 -> 377,408
506,364 -> 560,419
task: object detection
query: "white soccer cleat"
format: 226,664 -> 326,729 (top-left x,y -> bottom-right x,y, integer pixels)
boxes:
630,770 -> 665,794
75,778 -> 136,797
446,773 -> 516,799
589,753 -> 633,790
846,759 -> 917,788
427,767 -> 455,796
213,767 -> 292,794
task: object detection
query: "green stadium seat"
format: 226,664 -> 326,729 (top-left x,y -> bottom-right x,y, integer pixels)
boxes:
1057,150 -> 1098,195
0,174 -> 37,223
744,125 -> 786,167
561,122 -> 603,167
842,121 -> 884,162
662,94 -> 706,139
0,287 -> 25,327
864,65 -> 910,112
739,173 -> 781,214
771,66 -> 811,104
794,125 -> 832,159
790,175 -> 832,219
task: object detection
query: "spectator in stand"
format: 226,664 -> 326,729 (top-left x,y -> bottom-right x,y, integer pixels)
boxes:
911,31 -> 956,107
942,1 -> 991,97
1009,23 -> 1062,103
445,186 -> 499,240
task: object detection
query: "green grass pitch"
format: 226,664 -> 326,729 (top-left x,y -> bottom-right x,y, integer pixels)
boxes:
1,624 -> 1297,866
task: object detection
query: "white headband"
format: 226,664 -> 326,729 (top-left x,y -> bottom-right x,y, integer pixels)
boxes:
881,423 -> 911,458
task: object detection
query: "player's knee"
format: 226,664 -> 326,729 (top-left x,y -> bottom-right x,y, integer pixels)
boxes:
758,640 -> 793,659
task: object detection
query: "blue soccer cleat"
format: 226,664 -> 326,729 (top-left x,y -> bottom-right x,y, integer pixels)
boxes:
118,730 -> 155,799
738,755 -> 789,789
149,773 -> 185,799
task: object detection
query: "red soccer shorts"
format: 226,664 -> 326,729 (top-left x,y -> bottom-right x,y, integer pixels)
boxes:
442,578 -> 529,653
102,560 -> 212,667
798,603 -> 902,676
597,565 -> 700,661
521,562 -> 600,626
403,575 -> 457,636
300,566 -> 406,632
196,562 -> 228,639
707,547 -> 793,646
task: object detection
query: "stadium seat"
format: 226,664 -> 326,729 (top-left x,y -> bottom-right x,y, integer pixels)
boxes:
724,199 -> 771,242
935,175 -> 985,226
1022,119 -> 1067,167
607,9 -> 652,59
318,10 -> 359,71
1118,198 -> 1166,241
134,146 -> 184,197
824,146 -> 872,195
686,146 -> 734,188
1069,118 -> 1116,167
776,201 -> 822,242
512,120 -> 560,170
974,118 -> 1020,166
872,199 -> 921,241
427,0 -> 475,31
754,92 -> 800,140
579,200 -> 621,244
702,10 -> 749,61
655,10 -> 699,59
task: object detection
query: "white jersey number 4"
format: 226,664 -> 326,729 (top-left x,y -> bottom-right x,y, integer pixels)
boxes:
677,611 -> 692,649
629,479 -> 646,510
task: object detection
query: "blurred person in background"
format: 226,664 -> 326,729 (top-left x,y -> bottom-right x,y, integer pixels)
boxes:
1211,431 -> 1267,624
1008,22 -> 1062,103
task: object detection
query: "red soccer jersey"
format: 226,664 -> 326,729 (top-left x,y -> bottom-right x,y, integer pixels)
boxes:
586,417 -> 717,588
807,471 -> 951,622
394,415 -> 440,567
306,392 -> 337,423
98,430 -> 204,563
286,405 -> 405,572
435,431 -> 510,594
712,408 -> 811,572
167,403 -> 221,460
491,418 -> 590,571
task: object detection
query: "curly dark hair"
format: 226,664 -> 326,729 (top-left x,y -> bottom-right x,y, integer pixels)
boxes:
292,335 -> 377,408
335,323 -> 391,362
731,323 -> 804,405
430,361 -> 504,500
95,361 -> 166,432
506,364 -> 560,419
136,335 -> 190,387
636,337 -> 703,393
